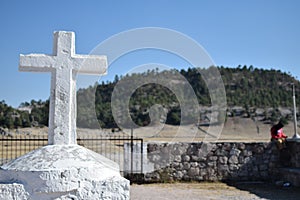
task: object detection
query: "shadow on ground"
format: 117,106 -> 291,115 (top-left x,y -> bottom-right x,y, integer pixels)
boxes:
225,181 -> 300,200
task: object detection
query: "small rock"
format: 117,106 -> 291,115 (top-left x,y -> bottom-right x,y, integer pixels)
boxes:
229,155 -> 239,164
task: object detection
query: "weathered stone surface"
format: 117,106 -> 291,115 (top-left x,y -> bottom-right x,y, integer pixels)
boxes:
243,149 -> 253,157
238,143 -> 246,150
174,155 -> 182,162
222,143 -> 232,151
19,31 -> 107,145
228,155 -> 239,164
207,161 -> 217,168
253,145 -> 265,154
188,167 -> 200,177
141,142 -> 285,183
0,184 -> 29,200
229,164 -> 239,171
208,156 -> 218,161
199,162 -> 206,168
0,145 -> 130,199
197,143 -> 214,157
219,156 -> 228,164
1,145 -> 118,172
218,164 -> 229,173
230,148 -> 241,156
191,162 -> 198,168
182,155 -> 190,162
174,171 -> 184,179
183,162 -> 191,170
244,156 -> 251,163
215,149 -> 228,156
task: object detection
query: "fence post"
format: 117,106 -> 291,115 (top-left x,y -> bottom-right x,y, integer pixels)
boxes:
131,127 -> 133,174
141,139 -> 143,174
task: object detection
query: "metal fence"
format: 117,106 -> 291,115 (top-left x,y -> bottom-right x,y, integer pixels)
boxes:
0,131 -> 143,176
0,134 -> 48,165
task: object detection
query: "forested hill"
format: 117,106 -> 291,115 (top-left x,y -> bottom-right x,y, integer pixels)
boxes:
219,65 -> 298,107
77,65 -> 300,128
1,65 -> 299,129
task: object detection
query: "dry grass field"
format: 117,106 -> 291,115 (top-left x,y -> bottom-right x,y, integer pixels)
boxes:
1,117 -> 296,163
124,117 -> 296,142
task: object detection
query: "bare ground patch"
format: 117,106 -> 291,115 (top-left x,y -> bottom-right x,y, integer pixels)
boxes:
130,182 -> 300,200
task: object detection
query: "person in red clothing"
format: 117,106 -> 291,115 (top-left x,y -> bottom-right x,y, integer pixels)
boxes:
270,121 -> 288,150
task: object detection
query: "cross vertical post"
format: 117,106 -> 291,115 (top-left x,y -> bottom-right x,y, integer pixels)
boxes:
19,31 -> 107,145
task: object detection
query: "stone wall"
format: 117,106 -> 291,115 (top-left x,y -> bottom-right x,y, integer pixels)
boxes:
139,142 -> 281,182
277,140 -> 300,186
286,141 -> 300,168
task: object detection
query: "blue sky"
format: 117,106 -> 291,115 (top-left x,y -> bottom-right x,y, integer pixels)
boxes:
0,0 -> 299,107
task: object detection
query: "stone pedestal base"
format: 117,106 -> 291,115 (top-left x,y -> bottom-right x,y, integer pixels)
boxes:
0,145 -> 130,200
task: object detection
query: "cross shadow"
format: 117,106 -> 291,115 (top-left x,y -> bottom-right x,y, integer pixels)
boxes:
224,181 -> 300,200
198,125 -> 218,138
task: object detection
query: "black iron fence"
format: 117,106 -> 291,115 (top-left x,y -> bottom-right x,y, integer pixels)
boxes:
0,134 -> 48,165
0,131 -> 143,176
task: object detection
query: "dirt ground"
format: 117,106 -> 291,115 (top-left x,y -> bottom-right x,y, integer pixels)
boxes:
130,182 -> 300,200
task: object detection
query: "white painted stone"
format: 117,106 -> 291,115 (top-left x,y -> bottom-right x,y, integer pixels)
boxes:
124,142 -> 154,174
0,145 -> 130,199
0,183 -> 29,200
1,145 -> 119,173
19,31 -> 107,145
0,31 -> 130,199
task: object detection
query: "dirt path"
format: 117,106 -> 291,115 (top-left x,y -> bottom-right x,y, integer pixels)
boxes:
130,182 -> 300,200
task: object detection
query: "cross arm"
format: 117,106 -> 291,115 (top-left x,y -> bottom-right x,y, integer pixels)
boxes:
19,54 -> 56,72
72,55 -> 107,75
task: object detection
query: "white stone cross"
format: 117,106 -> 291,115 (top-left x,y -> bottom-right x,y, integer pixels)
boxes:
19,31 -> 107,145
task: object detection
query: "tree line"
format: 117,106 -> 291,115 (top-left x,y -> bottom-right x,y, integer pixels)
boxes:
1,65 -> 299,129
0,100 -> 49,129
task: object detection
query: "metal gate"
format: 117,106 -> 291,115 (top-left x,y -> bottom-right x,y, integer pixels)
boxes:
0,130 -> 143,176
77,133 -> 144,175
